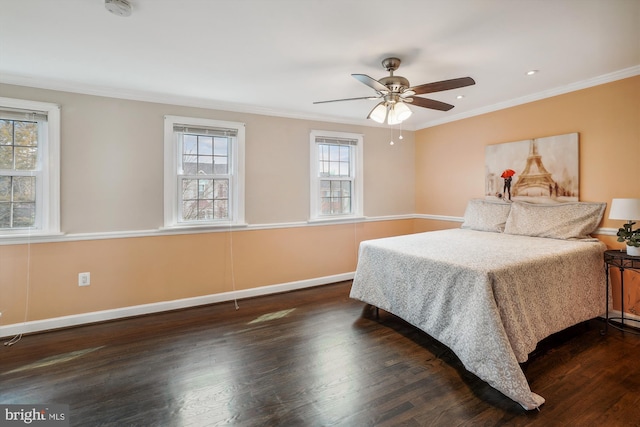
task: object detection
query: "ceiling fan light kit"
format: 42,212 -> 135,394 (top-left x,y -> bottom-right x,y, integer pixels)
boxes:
369,101 -> 413,125
315,57 -> 475,125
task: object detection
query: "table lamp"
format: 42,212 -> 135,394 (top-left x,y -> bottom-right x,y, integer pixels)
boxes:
609,198 -> 640,256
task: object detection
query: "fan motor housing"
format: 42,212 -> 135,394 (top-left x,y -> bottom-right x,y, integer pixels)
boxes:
379,76 -> 410,93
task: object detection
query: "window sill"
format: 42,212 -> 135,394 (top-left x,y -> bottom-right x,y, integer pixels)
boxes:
159,222 -> 249,233
0,231 -> 65,245
307,216 -> 366,225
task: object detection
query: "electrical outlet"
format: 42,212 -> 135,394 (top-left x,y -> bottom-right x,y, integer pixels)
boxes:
78,272 -> 91,287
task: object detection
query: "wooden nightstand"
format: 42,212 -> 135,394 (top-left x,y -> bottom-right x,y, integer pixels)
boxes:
603,249 -> 640,334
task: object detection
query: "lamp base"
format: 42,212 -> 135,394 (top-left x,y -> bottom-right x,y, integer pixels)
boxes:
627,245 -> 640,257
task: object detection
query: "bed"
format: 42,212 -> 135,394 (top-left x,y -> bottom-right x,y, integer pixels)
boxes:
349,200 -> 607,410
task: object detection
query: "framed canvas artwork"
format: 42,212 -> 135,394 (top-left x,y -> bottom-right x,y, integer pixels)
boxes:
485,133 -> 579,203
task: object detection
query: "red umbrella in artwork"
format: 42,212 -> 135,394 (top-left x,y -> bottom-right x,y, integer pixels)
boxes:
501,169 -> 516,178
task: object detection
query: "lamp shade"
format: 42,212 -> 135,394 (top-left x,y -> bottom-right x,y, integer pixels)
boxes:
609,198 -> 640,220
368,103 -> 387,124
394,102 -> 412,121
386,102 -> 412,125
387,104 -> 402,125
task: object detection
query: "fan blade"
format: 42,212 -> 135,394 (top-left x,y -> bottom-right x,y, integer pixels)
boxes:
352,74 -> 389,93
409,77 -> 475,96
407,97 -> 455,111
313,96 -> 379,104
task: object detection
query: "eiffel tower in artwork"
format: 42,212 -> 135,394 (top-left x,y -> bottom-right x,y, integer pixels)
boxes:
512,139 -> 557,197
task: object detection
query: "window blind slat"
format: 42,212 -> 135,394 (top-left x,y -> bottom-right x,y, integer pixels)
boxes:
174,124 -> 237,137
0,108 -> 48,122
315,137 -> 358,146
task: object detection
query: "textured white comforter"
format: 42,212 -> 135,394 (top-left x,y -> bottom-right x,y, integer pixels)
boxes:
349,229 -> 606,410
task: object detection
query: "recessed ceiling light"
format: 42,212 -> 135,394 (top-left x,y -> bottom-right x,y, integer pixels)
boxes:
456,95 -> 465,99
526,70 -> 539,76
105,0 -> 132,17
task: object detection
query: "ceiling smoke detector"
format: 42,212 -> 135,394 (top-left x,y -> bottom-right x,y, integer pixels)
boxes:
105,0 -> 132,17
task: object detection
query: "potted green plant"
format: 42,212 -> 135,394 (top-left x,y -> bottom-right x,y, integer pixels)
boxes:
616,222 -> 640,256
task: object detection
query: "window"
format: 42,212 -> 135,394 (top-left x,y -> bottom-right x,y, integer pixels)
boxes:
164,116 -> 245,227
0,97 -> 60,237
310,130 -> 363,221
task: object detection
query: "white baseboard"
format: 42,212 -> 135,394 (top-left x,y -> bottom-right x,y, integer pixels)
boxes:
605,309 -> 640,324
0,272 -> 355,339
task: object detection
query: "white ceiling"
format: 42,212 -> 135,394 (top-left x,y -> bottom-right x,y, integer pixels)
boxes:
1,0 -> 638,130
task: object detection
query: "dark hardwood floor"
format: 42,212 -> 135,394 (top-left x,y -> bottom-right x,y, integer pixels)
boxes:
1,281 -> 639,426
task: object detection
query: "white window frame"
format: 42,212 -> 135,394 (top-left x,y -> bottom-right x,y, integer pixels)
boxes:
309,130 -> 363,222
0,97 -> 60,239
163,115 -> 245,228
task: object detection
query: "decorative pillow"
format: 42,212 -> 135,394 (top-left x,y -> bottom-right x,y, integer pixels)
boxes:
461,199 -> 512,233
503,201 -> 606,240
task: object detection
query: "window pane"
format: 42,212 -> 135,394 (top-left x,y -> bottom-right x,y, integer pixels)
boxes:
319,160 -> 328,177
15,121 -> 37,146
320,197 -> 331,215
213,156 -> 228,174
13,202 -> 35,227
183,155 -> 197,174
342,196 -> 351,213
198,155 -> 213,174
330,181 -> 341,197
13,176 -> 36,202
0,146 -> 13,169
341,181 -> 351,195
0,120 -> 13,145
198,136 -> 213,155
199,200 -> 214,220
198,179 -> 213,199
15,146 -> 37,170
214,179 -> 229,199
329,145 -> 339,161
183,135 -> 197,155
213,137 -> 228,156
182,179 -> 198,200
339,145 -> 350,161
0,176 -> 10,201
320,180 -> 330,196
0,203 -> 9,227
318,144 -> 328,161
339,161 -> 349,176
214,200 -> 228,219
182,200 -> 198,221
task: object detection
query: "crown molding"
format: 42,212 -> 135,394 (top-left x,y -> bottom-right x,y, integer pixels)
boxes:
2,65 -> 638,131
416,65 -> 640,129
0,72 -> 375,128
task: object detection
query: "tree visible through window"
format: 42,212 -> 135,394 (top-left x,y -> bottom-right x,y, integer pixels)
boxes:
164,116 -> 245,227
0,98 -> 59,238
318,142 -> 352,215
0,118 -> 39,229
310,130 -> 363,220
180,132 -> 230,221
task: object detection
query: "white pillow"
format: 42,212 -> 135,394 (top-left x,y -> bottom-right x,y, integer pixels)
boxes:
461,199 -> 512,233
503,201 -> 606,240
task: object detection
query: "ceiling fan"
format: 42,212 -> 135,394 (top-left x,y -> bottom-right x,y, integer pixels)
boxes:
314,57 -> 475,125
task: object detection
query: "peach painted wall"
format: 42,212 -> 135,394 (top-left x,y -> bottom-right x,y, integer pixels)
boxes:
415,75 -> 640,316
0,219 -> 414,326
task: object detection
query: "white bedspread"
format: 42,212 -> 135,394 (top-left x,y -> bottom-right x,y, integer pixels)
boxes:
349,228 -> 606,410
